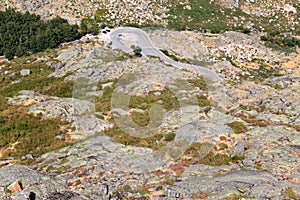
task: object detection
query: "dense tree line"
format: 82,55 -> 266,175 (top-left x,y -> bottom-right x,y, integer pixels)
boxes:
0,8 -> 84,59
261,32 -> 300,48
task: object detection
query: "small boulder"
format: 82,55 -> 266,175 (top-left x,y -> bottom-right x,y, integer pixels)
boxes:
20,69 -> 31,76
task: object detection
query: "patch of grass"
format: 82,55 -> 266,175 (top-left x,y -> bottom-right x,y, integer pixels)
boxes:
231,153 -> 246,161
184,142 -> 242,166
122,185 -> 131,191
218,143 -> 229,150
0,97 -> 72,158
197,94 -> 211,107
164,176 -> 175,185
232,112 -> 271,127
281,187 -> 297,200
187,59 -> 213,67
139,189 -> 150,196
227,121 -> 249,134
103,126 -> 169,150
130,111 -> 150,126
223,193 -> 253,200
164,132 -> 176,141
129,89 -> 179,112
95,79 -> 118,114
0,62 -> 74,97
184,142 -> 213,158
94,9 -> 108,21
197,153 -> 232,166
187,77 -> 208,91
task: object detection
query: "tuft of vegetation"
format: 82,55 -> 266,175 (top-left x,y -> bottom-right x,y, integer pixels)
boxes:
184,142 -> 245,166
281,187 -> 297,200
223,193 -> 253,200
103,126 -> 171,150
196,94 -> 211,107
231,153 -> 246,161
139,189 -> 150,196
187,77 -> 208,91
160,49 -> 190,63
197,152 -> 232,166
0,97 -> 72,158
129,89 -> 179,112
164,176 -> 175,185
95,80 -> 118,114
227,121 -> 249,134
131,45 -> 142,57
0,8 -> 82,59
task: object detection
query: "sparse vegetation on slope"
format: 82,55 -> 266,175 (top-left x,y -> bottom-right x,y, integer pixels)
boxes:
0,97 -> 72,158
0,58 -> 74,97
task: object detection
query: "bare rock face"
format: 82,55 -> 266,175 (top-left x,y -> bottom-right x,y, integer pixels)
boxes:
0,165 -> 65,198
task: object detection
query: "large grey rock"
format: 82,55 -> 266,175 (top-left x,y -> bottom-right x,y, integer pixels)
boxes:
0,165 -> 64,199
165,169 -> 284,199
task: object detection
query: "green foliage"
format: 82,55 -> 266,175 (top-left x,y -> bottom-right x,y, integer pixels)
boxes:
128,89 -> 179,127
103,126 -> 166,149
224,194 -> 253,200
0,8 -> 82,59
95,80 -> 118,114
184,142 -> 245,166
130,111 -> 150,126
227,121 -> 248,134
231,153 -> 246,161
197,95 -> 211,107
261,32 -> 299,53
80,18 -> 99,35
164,176 -> 175,185
131,45 -> 142,57
139,189 -> 150,196
164,132 -> 176,141
187,77 -> 208,90
281,187 -> 297,200
129,89 -> 179,112
94,9 -> 108,21
80,8 -> 109,35
0,97 -> 72,158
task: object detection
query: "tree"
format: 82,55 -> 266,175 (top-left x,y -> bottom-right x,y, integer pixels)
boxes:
0,8 -> 82,59
132,45 -> 142,57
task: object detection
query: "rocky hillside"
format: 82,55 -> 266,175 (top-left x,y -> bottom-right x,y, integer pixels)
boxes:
1,0 -> 299,34
0,1 -> 299,200
0,26 -> 299,199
